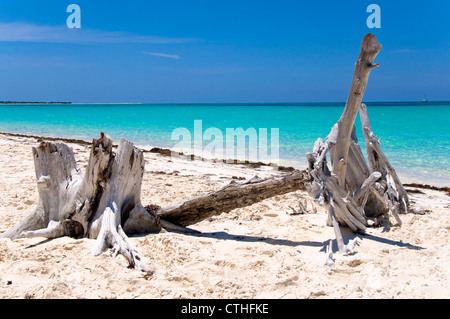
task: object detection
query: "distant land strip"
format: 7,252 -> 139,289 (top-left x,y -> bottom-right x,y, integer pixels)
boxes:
0,101 -> 72,104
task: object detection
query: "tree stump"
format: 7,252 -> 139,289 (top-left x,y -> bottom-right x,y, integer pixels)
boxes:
2,133 -> 160,273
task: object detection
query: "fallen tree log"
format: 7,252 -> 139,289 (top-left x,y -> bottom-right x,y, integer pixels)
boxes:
158,172 -> 307,227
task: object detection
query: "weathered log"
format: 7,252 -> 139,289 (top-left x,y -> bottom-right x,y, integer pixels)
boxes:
157,171 -> 308,227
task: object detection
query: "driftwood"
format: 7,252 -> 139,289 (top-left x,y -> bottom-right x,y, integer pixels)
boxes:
306,33 -> 410,256
2,33 -> 411,272
2,134 -> 160,273
1,133 -> 308,272
158,172 -> 307,227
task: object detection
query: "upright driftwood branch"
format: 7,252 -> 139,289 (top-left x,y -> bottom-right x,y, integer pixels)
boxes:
359,103 -> 409,220
306,34 -> 409,258
330,33 -> 382,188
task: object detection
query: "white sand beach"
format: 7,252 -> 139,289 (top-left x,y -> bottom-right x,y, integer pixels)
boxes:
0,133 -> 449,299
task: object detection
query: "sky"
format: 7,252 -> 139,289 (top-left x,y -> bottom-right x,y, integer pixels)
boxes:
0,0 -> 449,103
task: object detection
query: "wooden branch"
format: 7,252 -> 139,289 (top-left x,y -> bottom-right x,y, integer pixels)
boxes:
330,33 -> 381,187
359,103 -> 388,177
353,171 -> 382,203
328,197 -> 347,255
359,103 -> 410,215
344,132 -> 371,191
320,171 -> 367,231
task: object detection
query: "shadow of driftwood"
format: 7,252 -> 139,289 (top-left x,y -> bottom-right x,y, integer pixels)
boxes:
165,223 -> 424,252
186,230 -> 324,248
22,224 -> 424,253
362,233 -> 424,250
24,238 -> 54,249
321,232 -> 424,254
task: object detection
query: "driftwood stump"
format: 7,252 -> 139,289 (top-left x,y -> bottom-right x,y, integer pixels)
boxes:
306,33 -> 410,256
2,133 -> 160,272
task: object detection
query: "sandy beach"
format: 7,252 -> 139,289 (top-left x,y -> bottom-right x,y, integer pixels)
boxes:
0,133 -> 448,299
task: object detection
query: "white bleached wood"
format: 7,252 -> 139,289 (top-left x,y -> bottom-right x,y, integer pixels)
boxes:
2,133 -> 160,273
330,33 -> 382,187
353,171 -> 382,204
328,197 -> 347,255
325,240 -> 335,267
2,141 -> 83,239
345,238 -> 359,255
306,34 -> 409,260
359,103 -> 409,218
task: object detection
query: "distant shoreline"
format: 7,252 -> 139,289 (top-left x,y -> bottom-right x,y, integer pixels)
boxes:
0,101 -> 72,105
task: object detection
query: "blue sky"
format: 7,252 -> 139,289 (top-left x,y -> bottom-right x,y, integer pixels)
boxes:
0,0 -> 449,103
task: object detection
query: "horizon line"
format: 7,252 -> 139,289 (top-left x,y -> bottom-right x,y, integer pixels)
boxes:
2,100 -> 450,105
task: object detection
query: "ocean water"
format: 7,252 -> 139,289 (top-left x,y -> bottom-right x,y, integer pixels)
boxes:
0,102 -> 449,187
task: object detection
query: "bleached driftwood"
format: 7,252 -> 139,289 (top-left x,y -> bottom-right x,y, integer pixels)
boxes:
2,133 -> 160,273
2,133 -> 308,272
157,172 -> 307,227
325,240 -> 335,267
359,102 -> 409,220
306,33 -> 410,256
2,141 -> 84,239
329,33 -> 381,188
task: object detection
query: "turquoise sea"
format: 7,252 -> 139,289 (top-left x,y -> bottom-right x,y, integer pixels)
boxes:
0,102 -> 449,187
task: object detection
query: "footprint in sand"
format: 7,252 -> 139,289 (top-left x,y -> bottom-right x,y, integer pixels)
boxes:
347,259 -> 363,268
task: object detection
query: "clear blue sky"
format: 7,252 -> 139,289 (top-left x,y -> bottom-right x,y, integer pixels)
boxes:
0,0 -> 449,103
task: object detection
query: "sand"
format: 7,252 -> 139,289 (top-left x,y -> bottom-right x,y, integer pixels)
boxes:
0,133 -> 448,299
